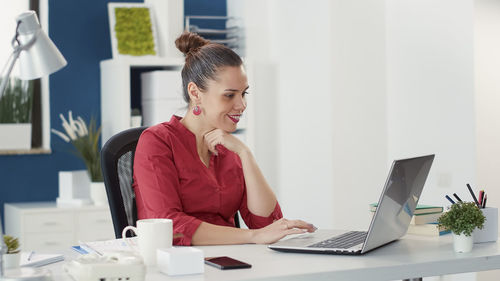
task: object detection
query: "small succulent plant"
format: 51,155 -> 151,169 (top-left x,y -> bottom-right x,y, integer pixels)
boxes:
3,235 -> 20,254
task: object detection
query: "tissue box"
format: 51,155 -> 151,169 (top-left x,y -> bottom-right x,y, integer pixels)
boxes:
57,170 -> 92,206
473,207 -> 498,243
157,247 -> 204,276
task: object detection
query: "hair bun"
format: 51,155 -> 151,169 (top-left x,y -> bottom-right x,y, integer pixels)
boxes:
175,32 -> 209,56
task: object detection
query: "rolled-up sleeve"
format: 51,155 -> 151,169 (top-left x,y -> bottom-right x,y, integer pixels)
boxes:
238,187 -> 283,229
133,130 -> 202,246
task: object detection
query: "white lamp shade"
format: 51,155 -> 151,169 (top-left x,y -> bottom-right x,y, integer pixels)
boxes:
16,11 -> 67,80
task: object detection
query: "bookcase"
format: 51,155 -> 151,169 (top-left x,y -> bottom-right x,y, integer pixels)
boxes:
100,57 -> 184,145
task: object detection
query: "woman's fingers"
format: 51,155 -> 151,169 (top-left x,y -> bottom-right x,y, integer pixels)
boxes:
284,219 -> 317,233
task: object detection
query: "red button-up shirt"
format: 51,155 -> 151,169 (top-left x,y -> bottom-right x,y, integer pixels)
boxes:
133,116 -> 283,245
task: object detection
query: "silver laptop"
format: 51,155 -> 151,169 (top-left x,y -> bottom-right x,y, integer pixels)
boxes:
269,154 -> 435,255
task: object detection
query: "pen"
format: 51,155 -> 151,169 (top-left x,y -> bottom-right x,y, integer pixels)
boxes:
453,193 -> 463,202
478,190 -> 484,206
466,184 -> 480,208
27,251 -> 34,261
482,194 -> 487,208
445,195 -> 456,205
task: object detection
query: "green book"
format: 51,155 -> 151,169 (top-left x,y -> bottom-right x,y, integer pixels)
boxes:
369,203 -> 443,215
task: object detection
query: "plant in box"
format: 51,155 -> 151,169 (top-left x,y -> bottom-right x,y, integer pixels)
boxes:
0,78 -> 33,150
3,235 -> 21,268
52,111 -> 107,205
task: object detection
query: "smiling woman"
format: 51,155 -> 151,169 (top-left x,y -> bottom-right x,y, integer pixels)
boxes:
132,32 -> 316,247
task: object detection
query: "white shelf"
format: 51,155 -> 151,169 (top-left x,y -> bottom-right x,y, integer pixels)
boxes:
100,57 -> 184,145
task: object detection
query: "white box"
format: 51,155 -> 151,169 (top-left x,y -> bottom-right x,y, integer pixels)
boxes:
141,71 -> 182,100
157,247 -> 204,276
474,207 -> 498,243
141,71 -> 186,126
58,170 -> 91,201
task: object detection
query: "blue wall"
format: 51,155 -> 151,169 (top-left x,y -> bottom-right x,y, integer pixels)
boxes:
0,0 -> 226,217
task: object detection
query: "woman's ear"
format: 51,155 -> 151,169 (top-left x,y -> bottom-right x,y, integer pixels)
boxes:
187,82 -> 201,103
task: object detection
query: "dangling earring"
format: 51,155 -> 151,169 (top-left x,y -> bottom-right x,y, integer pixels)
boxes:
193,105 -> 201,116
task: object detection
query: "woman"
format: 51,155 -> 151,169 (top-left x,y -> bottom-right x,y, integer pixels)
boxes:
133,32 -> 315,246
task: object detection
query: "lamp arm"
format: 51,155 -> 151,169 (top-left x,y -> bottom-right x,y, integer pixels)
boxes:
0,22 -> 38,98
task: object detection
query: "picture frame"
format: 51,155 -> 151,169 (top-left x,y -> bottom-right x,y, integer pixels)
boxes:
108,2 -> 159,58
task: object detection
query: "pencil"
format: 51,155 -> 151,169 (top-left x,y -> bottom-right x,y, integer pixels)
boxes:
466,184 -> 480,208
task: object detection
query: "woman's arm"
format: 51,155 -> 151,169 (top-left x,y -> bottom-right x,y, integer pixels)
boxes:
192,218 -> 314,245
204,129 -> 278,217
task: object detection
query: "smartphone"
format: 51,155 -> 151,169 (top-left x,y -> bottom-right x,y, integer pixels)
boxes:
204,256 -> 252,270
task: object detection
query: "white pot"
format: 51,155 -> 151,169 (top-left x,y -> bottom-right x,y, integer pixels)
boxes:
3,252 -> 21,269
0,123 -> 31,150
90,182 -> 108,206
453,232 -> 474,253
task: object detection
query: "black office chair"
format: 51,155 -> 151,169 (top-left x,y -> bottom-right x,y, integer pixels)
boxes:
101,126 -> 240,239
101,126 -> 147,238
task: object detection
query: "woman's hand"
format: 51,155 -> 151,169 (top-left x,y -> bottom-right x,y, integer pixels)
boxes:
204,129 -> 248,156
250,218 -> 317,244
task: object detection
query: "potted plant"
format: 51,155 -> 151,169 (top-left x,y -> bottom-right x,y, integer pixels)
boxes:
438,202 -> 486,253
51,111 -> 107,205
3,235 -> 21,268
0,78 -> 33,150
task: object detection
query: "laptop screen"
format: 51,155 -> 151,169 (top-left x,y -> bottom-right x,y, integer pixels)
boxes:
362,154 -> 435,253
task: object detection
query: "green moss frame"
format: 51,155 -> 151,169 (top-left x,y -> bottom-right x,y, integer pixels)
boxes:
114,7 -> 156,56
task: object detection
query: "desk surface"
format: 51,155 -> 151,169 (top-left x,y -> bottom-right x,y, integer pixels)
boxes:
51,231 -> 500,281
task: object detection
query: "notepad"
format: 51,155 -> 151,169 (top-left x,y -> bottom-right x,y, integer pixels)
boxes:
20,252 -> 64,267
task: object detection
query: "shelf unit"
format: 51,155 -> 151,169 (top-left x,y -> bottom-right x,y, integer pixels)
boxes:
100,57 -> 184,145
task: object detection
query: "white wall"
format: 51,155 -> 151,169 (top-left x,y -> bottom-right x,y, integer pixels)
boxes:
386,0 -> 476,207
239,0 -> 484,238
238,0 -> 387,229
475,0 -> 500,280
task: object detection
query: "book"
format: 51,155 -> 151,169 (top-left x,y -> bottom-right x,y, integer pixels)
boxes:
369,203 -> 443,215
410,212 -> 443,225
407,223 -> 451,236
20,251 -> 64,267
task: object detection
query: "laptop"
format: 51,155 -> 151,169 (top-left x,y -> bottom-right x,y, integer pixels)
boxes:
269,154 -> 435,255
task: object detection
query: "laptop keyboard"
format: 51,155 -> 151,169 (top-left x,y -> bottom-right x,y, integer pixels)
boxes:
309,231 -> 367,249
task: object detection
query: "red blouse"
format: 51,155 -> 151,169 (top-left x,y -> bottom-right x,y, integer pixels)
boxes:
133,116 -> 283,245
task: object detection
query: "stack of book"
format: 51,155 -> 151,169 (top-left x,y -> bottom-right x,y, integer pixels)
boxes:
369,203 -> 450,236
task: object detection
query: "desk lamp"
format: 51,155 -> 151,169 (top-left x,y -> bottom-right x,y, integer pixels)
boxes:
0,10 -> 67,97
1,9 -> 66,281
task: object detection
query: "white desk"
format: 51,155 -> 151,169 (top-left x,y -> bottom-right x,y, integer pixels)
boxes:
48,232 -> 500,281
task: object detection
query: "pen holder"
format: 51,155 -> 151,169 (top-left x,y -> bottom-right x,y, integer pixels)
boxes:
473,207 -> 498,243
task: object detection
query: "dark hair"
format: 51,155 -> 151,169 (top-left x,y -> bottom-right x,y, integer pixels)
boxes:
175,32 -> 243,103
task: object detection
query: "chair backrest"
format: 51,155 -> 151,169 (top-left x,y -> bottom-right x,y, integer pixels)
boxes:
101,126 -> 147,238
101,126 -> 241,239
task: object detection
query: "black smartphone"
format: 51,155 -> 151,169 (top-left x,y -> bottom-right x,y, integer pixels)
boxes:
204,256 -> 252,270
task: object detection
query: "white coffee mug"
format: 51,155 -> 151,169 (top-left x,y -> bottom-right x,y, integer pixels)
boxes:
122,218 -> 173,266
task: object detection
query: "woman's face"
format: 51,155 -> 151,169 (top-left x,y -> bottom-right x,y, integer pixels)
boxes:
200,65 -> 249,133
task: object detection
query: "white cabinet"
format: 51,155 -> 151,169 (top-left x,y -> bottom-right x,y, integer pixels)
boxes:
100,57 -> 184,145
4,202 -> 115,252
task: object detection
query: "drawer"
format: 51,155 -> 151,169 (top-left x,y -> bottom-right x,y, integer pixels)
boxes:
76,210 -> 115,241
23,232 -> 74,252
23,212 -> 73,233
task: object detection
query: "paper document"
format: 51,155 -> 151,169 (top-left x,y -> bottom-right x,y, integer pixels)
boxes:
20,252 -> 64,267
79,237 -> 138,254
